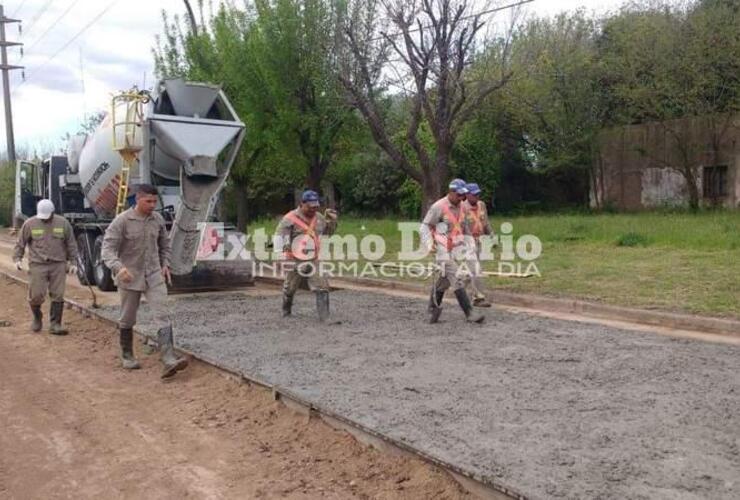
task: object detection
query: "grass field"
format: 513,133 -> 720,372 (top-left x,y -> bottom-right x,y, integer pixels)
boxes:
250,211 -> 740,318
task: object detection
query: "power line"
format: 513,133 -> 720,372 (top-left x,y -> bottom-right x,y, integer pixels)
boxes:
25,0 -> 84,53
11,0 -> 29,17
20,0 -> 54,39
372,0 -> 535,42
14,0 -> 121,92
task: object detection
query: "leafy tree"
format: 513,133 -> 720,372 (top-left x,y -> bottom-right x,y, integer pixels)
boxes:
153,0 -> 351,227
500,10 -> 602,207
597,0 -> 740,209
248,0 -> 352,191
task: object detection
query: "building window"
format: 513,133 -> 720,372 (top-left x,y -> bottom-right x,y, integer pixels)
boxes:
703,165 -> 728,198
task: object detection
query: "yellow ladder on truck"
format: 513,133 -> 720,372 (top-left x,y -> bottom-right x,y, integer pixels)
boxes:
111,89 -> 149,215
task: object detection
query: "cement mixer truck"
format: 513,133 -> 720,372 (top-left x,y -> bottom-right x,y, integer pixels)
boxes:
14,78 -> 252,291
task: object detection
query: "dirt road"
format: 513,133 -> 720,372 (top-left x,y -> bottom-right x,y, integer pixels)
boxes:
0,278 -> 466,499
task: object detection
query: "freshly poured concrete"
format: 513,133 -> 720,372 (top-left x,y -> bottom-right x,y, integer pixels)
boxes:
100,289 -> 740,499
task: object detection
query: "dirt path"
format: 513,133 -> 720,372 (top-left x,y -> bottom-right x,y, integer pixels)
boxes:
0,278 -> 467,499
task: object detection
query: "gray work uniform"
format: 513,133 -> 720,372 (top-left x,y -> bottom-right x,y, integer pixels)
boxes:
463,199 -> 493,300
276,208 -> 336,296
421,197 -> 474,292
13,215 -> 77,305
101,208 -> 172,330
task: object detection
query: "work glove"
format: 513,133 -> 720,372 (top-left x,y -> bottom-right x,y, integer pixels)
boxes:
14,260 -> 23,271
68,263 -> 78,275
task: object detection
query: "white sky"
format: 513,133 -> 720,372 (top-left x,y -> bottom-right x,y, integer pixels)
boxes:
0,0 -> 628,158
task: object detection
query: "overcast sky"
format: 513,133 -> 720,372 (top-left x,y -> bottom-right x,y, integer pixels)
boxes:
0,0 -> 628,158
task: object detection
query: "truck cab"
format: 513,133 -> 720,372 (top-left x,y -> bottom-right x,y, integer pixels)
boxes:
15,157 -> 111,290
14,156 -> 94,224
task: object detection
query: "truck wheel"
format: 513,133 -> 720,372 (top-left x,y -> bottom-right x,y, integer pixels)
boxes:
93,235 -> 116,291
76,232 -> 96,286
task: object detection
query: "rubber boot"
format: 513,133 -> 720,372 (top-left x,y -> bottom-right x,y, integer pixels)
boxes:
282,293 -> 293,317
428,289 -> 445,324
48,301 -> 68,335
157,326 -> 188,379
119,328 -> 141,370
316,290 -> 330,323
30,304 -> 42,332
454,288 -> 485,323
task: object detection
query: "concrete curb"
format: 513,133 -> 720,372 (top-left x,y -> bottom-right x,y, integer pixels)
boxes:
256,274 -> 739,337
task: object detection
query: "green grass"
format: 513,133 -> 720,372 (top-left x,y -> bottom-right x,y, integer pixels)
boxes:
247,211 -> 740,318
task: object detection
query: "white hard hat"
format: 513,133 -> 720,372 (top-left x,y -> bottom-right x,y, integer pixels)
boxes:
36,199 -> 55,220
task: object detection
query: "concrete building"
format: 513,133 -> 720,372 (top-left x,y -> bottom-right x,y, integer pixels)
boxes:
592,114 -> 740,210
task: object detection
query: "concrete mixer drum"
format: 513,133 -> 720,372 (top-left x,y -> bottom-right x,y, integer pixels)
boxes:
15,78 -> 251,292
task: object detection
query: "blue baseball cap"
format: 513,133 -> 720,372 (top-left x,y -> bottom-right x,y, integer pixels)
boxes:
466,183 -> 481,195
301,190 -> 320,206
448,179 -> 469,195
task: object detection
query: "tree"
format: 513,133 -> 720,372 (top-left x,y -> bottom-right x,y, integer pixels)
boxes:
155,4 -> 261,230
154,0 -> 352,226
341,0 -> 519,213
79,111 -> 107,135
247,0 -> 352,192
597,0 -> 740,209
501,11 -> 603,207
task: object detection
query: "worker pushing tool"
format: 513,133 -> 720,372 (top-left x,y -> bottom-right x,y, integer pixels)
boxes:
463,183 -> 493,307
101,184 -> 188,378
276,190 -> 338,322
421,179 -> 485,324
13,199 -> 78,335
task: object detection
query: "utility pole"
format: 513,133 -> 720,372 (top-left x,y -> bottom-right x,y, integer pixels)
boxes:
0,4 -> 23,164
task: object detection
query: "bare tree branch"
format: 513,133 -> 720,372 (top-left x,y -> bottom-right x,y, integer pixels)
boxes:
341,0 -> 519,210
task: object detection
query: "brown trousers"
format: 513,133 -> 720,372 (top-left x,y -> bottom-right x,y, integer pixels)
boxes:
465,257 -> 487,300
118,282 -> 171,330
282,261 -> 330,297
28,262 -> 66,305
432,259 -> 467,293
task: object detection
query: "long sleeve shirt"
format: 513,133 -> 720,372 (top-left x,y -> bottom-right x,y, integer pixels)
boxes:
13,215 -> 77,264
101,208 -> 171,291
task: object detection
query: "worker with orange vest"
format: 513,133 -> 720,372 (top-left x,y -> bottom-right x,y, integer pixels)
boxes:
276,190 -> 338,322
421,179 -> 484,324
463,183 -> 493,307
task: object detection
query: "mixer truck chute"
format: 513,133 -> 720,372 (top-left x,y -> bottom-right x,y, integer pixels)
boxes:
14,78 -> 253,292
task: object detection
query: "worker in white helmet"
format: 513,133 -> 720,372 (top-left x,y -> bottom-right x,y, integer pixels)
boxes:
13,199 -> 78,335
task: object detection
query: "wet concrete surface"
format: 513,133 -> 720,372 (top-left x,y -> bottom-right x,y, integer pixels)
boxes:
98,288 -> 740,500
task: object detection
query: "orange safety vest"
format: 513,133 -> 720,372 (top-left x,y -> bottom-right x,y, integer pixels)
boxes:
467,205 -> 484,237
285,211 -> 320,260
432,201 -> 466,251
